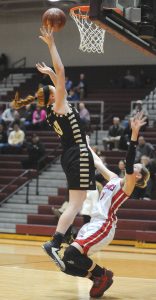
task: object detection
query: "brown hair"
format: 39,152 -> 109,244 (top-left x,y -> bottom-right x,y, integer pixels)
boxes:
135,165 -> 150,189
11,86 -> 50,109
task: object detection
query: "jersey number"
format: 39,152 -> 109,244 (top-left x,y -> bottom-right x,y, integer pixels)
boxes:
53,121 -> 63,136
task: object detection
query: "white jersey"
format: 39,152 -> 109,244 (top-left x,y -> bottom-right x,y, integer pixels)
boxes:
75,177 -> 129,255
91,177 -> 129,223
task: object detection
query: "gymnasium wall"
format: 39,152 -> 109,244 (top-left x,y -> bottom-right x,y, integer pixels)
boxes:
0,13 -> 156,67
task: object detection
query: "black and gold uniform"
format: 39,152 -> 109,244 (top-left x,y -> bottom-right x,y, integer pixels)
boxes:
11,88 -> 95,190
46,103 -> 96,190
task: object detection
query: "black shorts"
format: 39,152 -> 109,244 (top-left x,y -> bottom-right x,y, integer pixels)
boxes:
61,144 -> 96,190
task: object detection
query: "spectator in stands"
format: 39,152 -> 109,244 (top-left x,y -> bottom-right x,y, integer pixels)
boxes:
122,69 -> 137,88
114,160 -> 126,178
65,76 -> 73,93
1,104 -> 15,127
135,136 -> 155,162
76,73 -> 87,100
8,110 -> 25,133
0,53 -> 8,71
32,105 -> 46,129
140,155 -> 156,200
0,104 -> 5,122
67,88 -> 79,101
8,123 -> 25,149
22,104 -> 35,128
103,117 -> 124,150
79,102 -> 91,134
131,100 -> 149,129
0,123 -> 8,153
22,134 -> 45,170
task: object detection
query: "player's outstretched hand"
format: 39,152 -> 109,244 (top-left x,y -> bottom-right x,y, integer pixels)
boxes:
130,111 -> 146,137
39,26 -> 54,46
36,62 -> 52,75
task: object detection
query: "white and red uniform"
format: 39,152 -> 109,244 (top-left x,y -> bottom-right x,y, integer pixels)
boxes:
75,177 -> 129,255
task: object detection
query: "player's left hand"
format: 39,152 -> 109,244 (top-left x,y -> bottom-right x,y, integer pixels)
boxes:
130,111 -> 146,135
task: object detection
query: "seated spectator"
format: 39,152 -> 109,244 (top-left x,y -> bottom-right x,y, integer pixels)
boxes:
76,73 -> 87,100
0,104 -> 5,122
103,117 -> 124,150
21,104 -> 35,128
8,110 -> 25,133
22,134 -> 45,170
135,136 -> 155,162
140,155 -> 156,200
0,123 -> 8,153
65,76 -> 73,92
1,104 -> 15,127
32,105 -> 46,129
8,123 -> 25,149
79,102 -> 91,134
114,160 -> 126,178
131,100 -> 149,129
67,88 -> 79,101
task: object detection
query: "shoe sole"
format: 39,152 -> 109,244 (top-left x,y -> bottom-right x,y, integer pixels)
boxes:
42,245 -> 65,272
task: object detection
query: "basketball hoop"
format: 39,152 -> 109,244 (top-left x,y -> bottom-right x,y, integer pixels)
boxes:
70,6 -> 105,54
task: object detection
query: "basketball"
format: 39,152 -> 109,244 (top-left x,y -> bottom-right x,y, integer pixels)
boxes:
42,8 -> 66,32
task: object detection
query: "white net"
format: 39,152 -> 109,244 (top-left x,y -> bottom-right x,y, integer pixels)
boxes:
70,7 -> 105,54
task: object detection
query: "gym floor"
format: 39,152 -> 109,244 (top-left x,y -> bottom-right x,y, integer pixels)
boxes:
0,239 -> 156,300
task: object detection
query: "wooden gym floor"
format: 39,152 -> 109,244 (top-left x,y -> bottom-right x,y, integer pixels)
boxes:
0,239 -> 156,300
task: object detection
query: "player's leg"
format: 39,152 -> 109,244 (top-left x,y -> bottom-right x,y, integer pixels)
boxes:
42,190 -> 86,268
63,245 -> 113,298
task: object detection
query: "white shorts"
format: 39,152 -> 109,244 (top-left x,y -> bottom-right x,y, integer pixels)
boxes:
75,219 -> 116,255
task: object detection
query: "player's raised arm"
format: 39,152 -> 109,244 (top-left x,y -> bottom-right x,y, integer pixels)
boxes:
122,112 -> 147,196
39,27 -> 66,109
89,146 -> 117,182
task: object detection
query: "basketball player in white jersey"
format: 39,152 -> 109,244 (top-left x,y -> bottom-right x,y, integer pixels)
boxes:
55,112 -> 150,298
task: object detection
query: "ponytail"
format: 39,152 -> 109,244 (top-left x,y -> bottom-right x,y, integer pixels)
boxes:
11,92 -> 35,109
11,85 -> 51,109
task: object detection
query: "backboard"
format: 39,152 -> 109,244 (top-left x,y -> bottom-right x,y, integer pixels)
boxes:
89,0 -> 156,57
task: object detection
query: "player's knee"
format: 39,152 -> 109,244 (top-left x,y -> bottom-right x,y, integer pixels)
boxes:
63,245 -> 81,264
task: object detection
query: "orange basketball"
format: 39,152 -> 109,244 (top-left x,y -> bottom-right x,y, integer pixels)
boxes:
42,8 -> 66,32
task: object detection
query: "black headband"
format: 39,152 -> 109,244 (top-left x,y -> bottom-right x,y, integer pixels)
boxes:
43,85 -> 50,106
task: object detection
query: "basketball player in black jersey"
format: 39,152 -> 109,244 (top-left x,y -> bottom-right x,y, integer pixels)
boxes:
11,27 -> 96,268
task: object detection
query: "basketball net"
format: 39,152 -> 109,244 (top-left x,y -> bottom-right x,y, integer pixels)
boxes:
70,6 -> 105,54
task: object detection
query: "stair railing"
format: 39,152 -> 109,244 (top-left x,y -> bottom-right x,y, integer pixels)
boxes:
0,169 -> 34,206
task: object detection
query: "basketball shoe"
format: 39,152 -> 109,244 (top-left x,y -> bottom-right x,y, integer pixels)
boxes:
90,269 -> 113,298
42,240 -> 65,271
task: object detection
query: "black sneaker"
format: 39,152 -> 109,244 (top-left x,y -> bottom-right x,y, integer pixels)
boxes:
42,240 -> 65,271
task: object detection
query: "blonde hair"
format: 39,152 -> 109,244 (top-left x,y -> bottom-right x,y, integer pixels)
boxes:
135,165 -> 150,189
11,86 -> 51,109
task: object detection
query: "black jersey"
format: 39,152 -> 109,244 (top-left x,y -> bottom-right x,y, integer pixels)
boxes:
46,103 -> 87,150
46,103 -> 96,190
